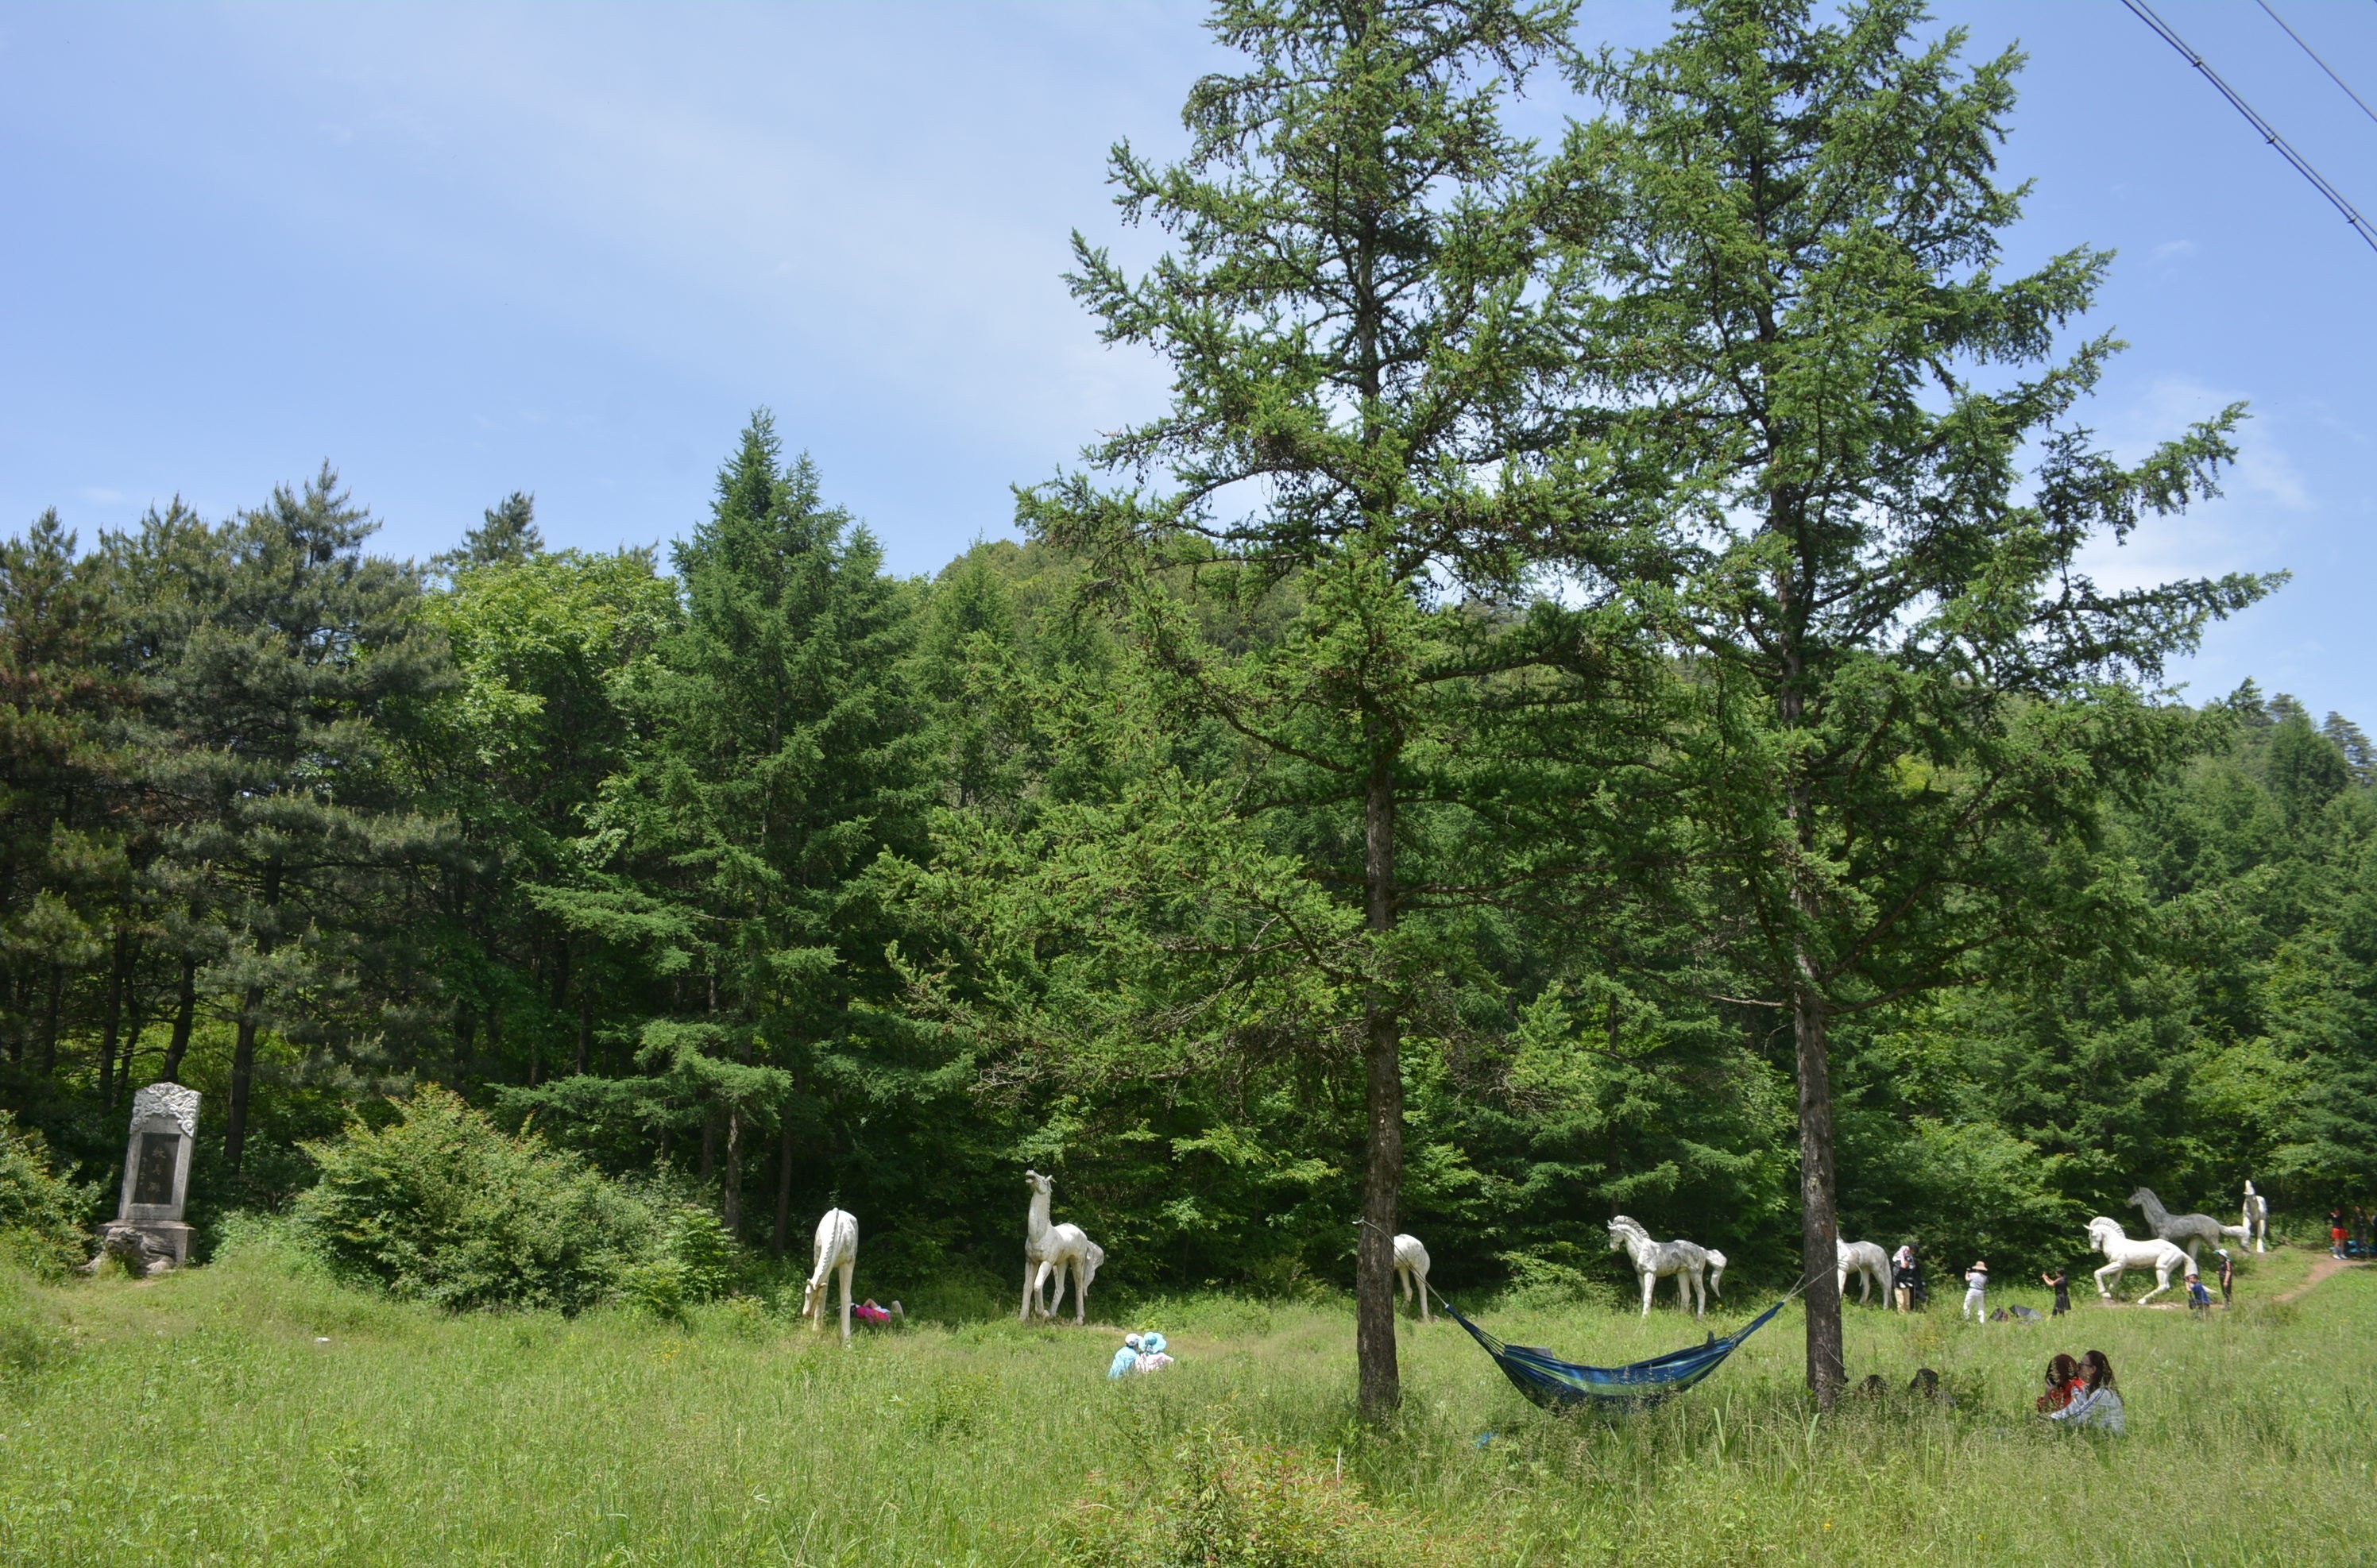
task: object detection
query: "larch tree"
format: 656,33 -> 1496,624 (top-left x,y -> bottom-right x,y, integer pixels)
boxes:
1555,0 -> 2271,1404
1021,0 -> 1662,1418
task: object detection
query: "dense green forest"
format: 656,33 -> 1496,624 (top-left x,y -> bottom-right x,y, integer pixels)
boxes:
2,0 -> 2371,1408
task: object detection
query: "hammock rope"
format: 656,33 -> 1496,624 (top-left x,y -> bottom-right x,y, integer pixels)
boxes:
1430,1284 -> 1801,1412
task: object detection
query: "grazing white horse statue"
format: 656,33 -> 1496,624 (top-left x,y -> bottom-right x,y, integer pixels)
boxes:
2087,1216 -> 2190,1305
1392,1234 -> 1432,1321
1837,1238 -> 1890,1305
802,1207 -> 860,1343
2128,1187 -> 2250,1268
1020,1169 -> 1101,1325
1038,1238 -> 1104,1322
1608,1216 -> 1711,1319
2243,1181 -> 2270,1254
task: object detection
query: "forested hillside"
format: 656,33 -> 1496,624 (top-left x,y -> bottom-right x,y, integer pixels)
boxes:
2,0 -> 2370,1396
4,458 -> 2367,1282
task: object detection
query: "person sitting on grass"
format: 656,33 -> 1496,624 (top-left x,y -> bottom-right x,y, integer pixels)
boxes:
1908,1368 -> 1956,1408
1107,1330 -> 1175,1378
2186,1272 -> 2213,1314
2035,1353 -> 2085,1414
2047,1350 -> 2124,1435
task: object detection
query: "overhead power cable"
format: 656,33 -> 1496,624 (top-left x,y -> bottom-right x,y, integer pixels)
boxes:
2256,0 -> 2377,132
2120,0 -> 2377,257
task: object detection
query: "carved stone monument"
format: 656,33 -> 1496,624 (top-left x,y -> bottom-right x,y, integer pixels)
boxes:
90,1083 -> 199,1275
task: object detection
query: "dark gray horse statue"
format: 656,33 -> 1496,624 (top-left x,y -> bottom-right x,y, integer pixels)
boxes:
2128,1187 -> 2248,1267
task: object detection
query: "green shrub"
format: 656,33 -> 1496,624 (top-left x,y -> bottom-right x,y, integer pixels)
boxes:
615,1203 -> 736,1323
0,1110 -> 95,1278
292,1087 -> 654,1314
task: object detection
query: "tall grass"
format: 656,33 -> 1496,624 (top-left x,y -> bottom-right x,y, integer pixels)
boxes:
0,1234 -> 2365,1565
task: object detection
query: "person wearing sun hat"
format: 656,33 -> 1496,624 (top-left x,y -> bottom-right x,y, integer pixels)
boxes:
1961,1259 -> 1989,1322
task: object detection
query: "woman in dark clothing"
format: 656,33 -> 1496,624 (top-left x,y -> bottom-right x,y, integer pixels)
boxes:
2041,1266 -> 2072,1317
2214,1249 -> 2234,1306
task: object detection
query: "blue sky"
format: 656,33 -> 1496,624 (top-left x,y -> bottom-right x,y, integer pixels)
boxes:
2,2 -> 2371,721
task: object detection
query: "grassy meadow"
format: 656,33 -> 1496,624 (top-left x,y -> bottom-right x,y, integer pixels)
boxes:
0,1234 -> 2367,1566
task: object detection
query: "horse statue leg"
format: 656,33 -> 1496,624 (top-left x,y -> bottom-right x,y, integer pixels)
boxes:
1640,1268 -> 1656,1318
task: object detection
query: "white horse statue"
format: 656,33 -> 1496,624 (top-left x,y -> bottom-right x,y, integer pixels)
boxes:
1608,1216 -> 1710,1319
2243,1181 -> 2270,1253
802,1207 -> 860,1343
1393,1234 -> 1432,1321
2086,1215 -> 2190,1305
1020,1169 -> 1101,1325
1837,1238 -> 1889,1305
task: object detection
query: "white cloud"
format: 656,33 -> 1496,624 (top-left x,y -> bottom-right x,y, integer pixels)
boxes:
2075,374 -> 2310,593
2151,239 -> 2197,262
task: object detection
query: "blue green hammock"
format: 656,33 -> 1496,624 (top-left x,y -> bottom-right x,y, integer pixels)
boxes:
1435,1292 -> 1794,1412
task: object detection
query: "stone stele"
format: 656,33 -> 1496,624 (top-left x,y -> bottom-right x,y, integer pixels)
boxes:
87,1082 -> 200,1275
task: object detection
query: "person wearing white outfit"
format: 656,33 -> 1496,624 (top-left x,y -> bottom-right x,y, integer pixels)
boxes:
1961,1259 -> 1989,1321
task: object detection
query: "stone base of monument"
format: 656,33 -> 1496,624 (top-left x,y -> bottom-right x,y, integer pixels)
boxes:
84,1219 -> 192,1277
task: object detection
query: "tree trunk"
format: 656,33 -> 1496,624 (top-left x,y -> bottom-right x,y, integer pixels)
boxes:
772,1118 -> 794,1257
227,863 -> 284,1173
98,927 -> 129,1105
1355,749 -> 1403,1420
721,1108 -> 743,1236
226,984 -> 262,1172
114,961 -> 149,1108
162,955 -> 196,1083
575,985 -> 592,1076
37,964 -> 62,1076
1792,966 -> 1845,1409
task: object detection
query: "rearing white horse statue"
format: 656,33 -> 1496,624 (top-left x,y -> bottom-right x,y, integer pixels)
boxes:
802,1207 -> 859,1344
2086,1215 -> 2190,1305
1608,1216 -> 1710,1319
1020,1169 -> 1100,1325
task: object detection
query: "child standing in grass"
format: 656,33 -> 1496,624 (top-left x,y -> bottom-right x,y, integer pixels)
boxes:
1961,1260 -> 1988,1322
